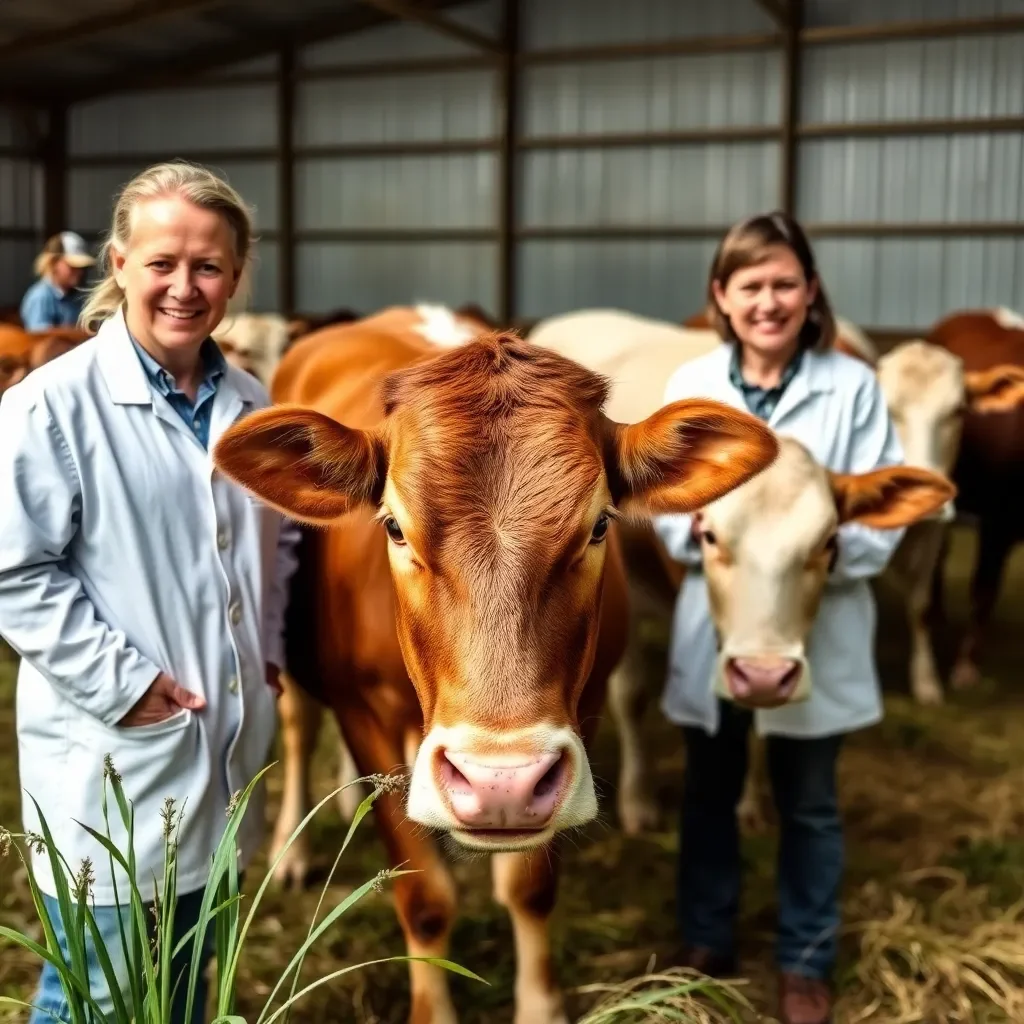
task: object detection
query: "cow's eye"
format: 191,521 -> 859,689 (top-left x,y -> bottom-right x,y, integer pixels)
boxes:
590,512 -> 610,544
701,530 -> 717,546
384,517 -> 405,544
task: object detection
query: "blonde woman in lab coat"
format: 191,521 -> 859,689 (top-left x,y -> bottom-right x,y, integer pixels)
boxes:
653,211 -> 905,1024
0,161 -> 300,1024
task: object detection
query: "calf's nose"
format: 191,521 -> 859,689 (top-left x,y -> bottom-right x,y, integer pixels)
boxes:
726,656 -> 802,709
440,750 -> 567,830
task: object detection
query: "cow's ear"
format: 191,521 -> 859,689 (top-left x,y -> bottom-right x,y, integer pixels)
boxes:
213,405 -> 385,525
964,364 -> 1024,414
829,465 -> 956,528
606,398 -> 779,516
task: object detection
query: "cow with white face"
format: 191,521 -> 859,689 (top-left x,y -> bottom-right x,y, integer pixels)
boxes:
875,337 -> 1024,704
696,435 -> 955,710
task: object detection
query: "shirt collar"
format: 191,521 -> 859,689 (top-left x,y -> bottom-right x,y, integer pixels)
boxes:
728,343 -> 804,396
129,330 -> 227,397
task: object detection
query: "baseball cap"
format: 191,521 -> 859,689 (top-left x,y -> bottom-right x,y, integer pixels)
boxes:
42,231 -> 95,268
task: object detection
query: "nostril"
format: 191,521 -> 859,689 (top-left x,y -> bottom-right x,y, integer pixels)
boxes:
440,752 -> 471,791
532,752 -> 566,801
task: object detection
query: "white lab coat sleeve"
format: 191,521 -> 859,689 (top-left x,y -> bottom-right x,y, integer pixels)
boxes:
263,514 -> 301,670
0,387 -> 161,725
829,372 -> 907,585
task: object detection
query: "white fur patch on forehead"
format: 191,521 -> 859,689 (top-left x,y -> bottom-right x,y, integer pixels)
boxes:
878,340 -> 964,410
993,306 -> 1024,331
413,303 -> 478,347
703,436 -> 834,539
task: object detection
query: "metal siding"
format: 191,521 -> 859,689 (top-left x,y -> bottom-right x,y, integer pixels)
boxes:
295,241 -> 497,313
247,239 -> 280,313
296,154 -> 496,229
523,52 -> 782,134
814,238 -> 1024,325
295,71 -> 498,145
299,0 -> 500,66
797,134 -> 1024,222
517,240 -> 718,321
0,239 -> 40,307
521,143 -> 779,227
521,0 -> 776,49
800,35 -> 1024,122
68,85 -> 278,155
0,159 -> 43,230
68,162 -> 280,234
805,0 -> 1024,27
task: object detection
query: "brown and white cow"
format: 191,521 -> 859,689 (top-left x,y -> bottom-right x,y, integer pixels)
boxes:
912,308 -> 1024,693
212,307 -> 779,1023
876,332 -> 1024,705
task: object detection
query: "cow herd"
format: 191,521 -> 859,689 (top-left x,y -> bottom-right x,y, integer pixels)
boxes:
2,300 -> 1023,1023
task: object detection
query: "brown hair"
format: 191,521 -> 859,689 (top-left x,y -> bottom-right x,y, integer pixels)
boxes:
705,210 -> 836,352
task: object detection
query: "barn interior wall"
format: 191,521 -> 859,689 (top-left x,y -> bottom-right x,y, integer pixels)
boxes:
0,105 -> 44,309
55,0 -> 1024,330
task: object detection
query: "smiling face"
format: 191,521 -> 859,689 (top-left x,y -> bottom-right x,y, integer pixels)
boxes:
111,195 -> 241,363
712,244 -> 818,363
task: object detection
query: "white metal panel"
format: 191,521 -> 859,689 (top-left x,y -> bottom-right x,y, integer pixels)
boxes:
296,154 -> 496,229
522,0 -> 776,49
517,239 -> 718,321
0,159 -> 43,230
814,238 -> 1024,326
295,71 -> 498,145
244,238 -> 280,313
797,135 -> 1024,222
800,35 -> 1024,122
0,239 -> 40,307
521,143 -> 780,227
523,51 -> 782,135
805,0 -> 1024,27
300,0 -> 500,66
68,162 -> 280,234
295,241 -> 497,314
69,85 -> 278,155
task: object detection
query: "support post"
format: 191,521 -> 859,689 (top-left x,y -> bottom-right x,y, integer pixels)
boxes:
42,103 -> 67,238
779,0 -> 802,214
278,46 -> 296,316
497,0 -> 519,326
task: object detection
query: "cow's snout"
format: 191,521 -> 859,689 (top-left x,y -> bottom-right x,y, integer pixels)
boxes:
438,748 -> 568,831
726,656 -> 802,708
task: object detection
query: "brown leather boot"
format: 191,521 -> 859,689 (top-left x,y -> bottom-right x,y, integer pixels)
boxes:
778,972 -> 833,1024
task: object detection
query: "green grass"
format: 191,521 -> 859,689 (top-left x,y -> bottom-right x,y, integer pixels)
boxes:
2,524 -> 1024,1022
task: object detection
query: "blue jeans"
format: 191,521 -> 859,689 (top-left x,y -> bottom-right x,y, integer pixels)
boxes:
679,700 -> 844,979
28,885 -> 216,1024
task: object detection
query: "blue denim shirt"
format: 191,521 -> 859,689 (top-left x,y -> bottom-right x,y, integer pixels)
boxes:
20,278 -> 86,331
728,343 -> 804,422
129,334 -> 227,449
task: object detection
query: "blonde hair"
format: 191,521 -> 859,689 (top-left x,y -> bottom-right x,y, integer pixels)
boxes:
705,210 -> 837,353
34,250 -> 60,278
79,160 -> 254,332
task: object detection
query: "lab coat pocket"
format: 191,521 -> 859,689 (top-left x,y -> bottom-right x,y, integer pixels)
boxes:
115,707 -> 194,739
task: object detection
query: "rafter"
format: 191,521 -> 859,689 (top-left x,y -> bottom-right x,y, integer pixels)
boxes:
357,0 -> 504,53
0,0 -> 231,63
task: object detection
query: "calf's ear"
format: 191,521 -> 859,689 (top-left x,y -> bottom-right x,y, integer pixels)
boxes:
829,465 -> 956,528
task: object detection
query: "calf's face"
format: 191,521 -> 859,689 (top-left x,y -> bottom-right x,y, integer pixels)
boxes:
695,437 -> 955,709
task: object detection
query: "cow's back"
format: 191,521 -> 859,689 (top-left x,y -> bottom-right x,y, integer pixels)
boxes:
928,310 -> 1024,514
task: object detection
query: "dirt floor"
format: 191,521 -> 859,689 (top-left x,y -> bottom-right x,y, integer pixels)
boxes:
2,524 -> 1024,1023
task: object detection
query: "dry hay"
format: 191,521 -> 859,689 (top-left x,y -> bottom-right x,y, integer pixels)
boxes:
838,870 -> 1024,1023
573,966 -> 763,1023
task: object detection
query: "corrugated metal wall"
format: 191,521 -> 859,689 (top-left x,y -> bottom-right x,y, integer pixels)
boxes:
518,0 -> 779,321
0,105 -> 43,309
293,0 -> 501,314
66,63 -> 281,311
55,0 -> 1024,330
798,9 -> 1024,325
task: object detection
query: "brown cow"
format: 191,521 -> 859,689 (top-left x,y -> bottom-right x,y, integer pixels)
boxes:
0,325 -> 90,396
212,306 -> 780,1023
924,308 -> 1024,691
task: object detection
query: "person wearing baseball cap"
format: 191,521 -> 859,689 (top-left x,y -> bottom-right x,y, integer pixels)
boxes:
19,231 -> 96,331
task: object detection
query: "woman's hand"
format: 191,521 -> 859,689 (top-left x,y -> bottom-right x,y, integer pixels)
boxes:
117,672 -> 206,727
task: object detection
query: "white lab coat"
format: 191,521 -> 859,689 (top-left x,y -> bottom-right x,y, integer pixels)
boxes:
652,343 -> 905,739
0,308 -> 301,903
